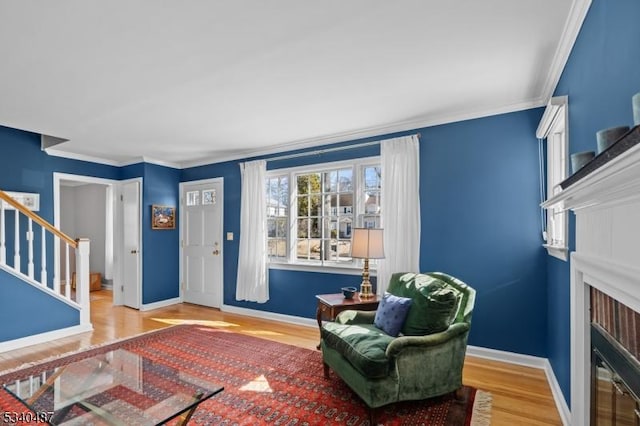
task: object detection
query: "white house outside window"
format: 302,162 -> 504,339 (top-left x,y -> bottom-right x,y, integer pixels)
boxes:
537,96 -> 569,261
266,157 -> 381,269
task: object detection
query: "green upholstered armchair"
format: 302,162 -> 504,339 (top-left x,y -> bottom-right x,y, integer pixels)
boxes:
320,272 -> 475,413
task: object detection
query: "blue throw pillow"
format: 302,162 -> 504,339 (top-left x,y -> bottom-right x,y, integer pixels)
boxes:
374,293 -> 413,337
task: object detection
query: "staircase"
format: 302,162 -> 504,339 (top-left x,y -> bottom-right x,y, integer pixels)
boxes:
0,190 -> 92,352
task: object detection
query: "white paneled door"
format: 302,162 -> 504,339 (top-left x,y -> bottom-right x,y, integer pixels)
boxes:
122,180 -> 141,309
182,180 -> 223,308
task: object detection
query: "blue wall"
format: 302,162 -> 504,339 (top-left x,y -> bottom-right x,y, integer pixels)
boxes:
0,126 -> 180,341
0,126 -> 122,280
0,269 -> 79,341
121,162 -> 181,304
182,108 -> 547,356
546,0 -> 640,406
420,110 -> 547,355
141,163 -> 181,304
0,125 -> 121,340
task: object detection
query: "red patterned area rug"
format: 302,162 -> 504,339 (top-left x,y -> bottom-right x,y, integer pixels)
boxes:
0,325 -> 491,425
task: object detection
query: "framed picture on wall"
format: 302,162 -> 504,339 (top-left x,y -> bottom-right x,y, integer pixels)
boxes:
151,205 -> 175,230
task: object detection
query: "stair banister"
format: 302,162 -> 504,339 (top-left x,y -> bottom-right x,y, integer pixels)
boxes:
0,190 -> 91,329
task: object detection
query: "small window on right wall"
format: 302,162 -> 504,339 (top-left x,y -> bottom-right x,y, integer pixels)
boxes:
537,95 -> 569,261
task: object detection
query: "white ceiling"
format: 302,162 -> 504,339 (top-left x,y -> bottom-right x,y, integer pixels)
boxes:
0,1 -> 586,168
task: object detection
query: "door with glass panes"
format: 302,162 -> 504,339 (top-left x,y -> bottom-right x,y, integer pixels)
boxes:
181,179 -> 223,308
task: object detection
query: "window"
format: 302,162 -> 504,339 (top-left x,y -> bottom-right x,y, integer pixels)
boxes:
186,188 -> 217,206
266,157 -> 381,268
537,96 -> 568,261
266,175 -> 288,259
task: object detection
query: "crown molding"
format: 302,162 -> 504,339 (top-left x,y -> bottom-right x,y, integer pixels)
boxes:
119,156 -> 181,169
539,0 -> 592,104
180,97 -> 546,169
45,149 -> 182,169
44,148 -> 123,167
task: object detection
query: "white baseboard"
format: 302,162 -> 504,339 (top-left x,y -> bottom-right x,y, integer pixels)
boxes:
543,359 -> 572,426
467,345 -> 570,425
467,345 -> 549,368
220,303 -> 317,328
0,323 -> 93,353
140,297 -> 181,311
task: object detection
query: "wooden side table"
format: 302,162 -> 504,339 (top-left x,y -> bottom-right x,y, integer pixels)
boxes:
315,293 -> 381,349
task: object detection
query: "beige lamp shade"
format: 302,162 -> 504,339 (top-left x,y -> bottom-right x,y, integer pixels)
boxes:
351,228 -> 385,259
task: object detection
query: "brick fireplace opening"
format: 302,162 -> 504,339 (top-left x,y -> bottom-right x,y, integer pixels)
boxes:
590,287 -> 640,425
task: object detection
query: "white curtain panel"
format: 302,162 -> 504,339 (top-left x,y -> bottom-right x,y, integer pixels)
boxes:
236,159 -> 269,303
377,135 -> 421,294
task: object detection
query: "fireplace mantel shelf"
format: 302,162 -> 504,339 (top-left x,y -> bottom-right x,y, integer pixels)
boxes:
542,133 -> 640,212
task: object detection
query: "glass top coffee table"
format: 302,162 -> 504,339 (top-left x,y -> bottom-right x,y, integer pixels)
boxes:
3,348 -> 223,425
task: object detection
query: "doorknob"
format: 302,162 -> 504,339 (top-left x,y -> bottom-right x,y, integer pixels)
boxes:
131,249 -> 138,254
212,249 -> 220,255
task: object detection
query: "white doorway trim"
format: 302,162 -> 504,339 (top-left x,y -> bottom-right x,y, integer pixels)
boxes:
53,173 -> 116,296
53,173 -> 142,307
179,177 -> 224,306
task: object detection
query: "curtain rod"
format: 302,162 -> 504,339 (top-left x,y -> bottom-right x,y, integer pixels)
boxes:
261,133 -> 421,163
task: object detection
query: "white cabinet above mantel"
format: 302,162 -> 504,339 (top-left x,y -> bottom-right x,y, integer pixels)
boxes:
542,139 -> 640,212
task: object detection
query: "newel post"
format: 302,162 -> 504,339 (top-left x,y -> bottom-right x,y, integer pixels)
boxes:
75,238 -> 91,326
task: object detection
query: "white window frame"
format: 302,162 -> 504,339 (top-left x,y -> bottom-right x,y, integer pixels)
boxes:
267,156 -> 381,274
538,96 -> 569,261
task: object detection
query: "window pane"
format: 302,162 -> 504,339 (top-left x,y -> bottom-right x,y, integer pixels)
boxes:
279,177 -> 289,209
338,218 -> 352,239
202,189 -> 216,205
268,240 -> 278,257
310,218 -> 321,238
297,175 -> 308,195
267,175 -> 289,260
328,171 -> 338,192
337,240 -> 351,260
338,168 -> 353,192
365,191 -> 380,214
365,166 -> 381,190
339,194 -> 353,214
275,218 -> 287,238
309,239 -> 321,259
308,173 -> 321,193
297,218 -> 309,238
276,239 -> 287,257
361,214 -> 380,228
297,196 -> 309,216
296,239 -> 309,260
186,191 -> 199,206
298,173 -> 321,194
268,219 -> 277,238
309,195 -> 322,216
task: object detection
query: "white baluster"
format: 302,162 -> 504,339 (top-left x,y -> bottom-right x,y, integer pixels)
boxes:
14,380 -> 20,398
65,244 -> 70,299
29,375 -> 34,396
0,200 -> 5,264
14,209 -> 20,272
40,227 -> 47,286
53,236 -> 60,293
76,239 -> 91,327
28,218 -> 34,279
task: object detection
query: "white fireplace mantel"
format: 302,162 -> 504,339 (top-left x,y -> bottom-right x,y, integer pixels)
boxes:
543,140 -> 640,425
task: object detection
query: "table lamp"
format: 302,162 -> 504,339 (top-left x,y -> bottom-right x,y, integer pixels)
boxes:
350,228 -> 385,298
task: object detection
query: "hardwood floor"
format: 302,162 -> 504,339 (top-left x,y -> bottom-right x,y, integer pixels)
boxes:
0,290 -> 562,425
